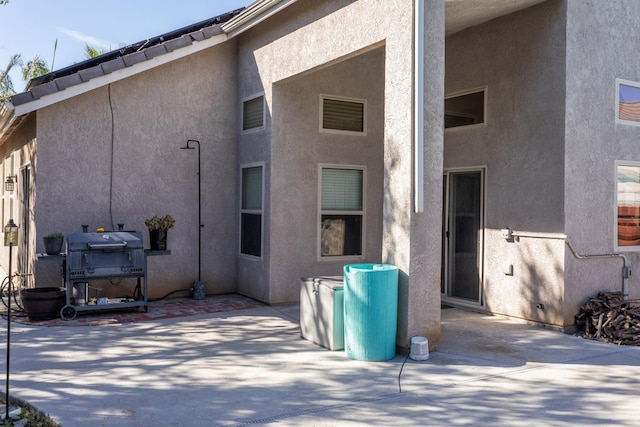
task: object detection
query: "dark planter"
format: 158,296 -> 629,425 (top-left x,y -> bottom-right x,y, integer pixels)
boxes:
149,229 -> 168,251
43,236 -> 64,255
20,287 -> 66,321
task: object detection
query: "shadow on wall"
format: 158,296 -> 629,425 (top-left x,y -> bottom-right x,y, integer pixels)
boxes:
516,237 -> 564,324
483,234 -> 624,327
382,137 -> 412,343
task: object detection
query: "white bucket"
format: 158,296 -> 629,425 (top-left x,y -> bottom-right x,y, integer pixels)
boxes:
74,282 -> 88,306
409,336 -> 429,361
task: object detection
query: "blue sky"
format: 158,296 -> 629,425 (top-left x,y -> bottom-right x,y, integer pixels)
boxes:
0,0 -> 249,93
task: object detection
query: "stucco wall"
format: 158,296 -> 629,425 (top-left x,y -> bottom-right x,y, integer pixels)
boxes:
1,113 -> 36,286
235,0 -> 441,347
34,41 -> 239,298
268,48 -> 385,303
564,0 -> 640,323
445,0 -> 567,325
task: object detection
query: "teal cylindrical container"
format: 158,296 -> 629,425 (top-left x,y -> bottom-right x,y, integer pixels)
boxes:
343,264 -> 399,361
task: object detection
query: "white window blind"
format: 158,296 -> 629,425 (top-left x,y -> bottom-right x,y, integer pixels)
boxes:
242,167 -> 262,210
322,168 -> 363,211
243,96 -> 264,131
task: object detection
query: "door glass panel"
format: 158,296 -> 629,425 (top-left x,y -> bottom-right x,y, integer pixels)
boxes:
447,172 -> 481,302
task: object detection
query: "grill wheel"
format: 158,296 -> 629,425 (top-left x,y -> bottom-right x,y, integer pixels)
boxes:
60,304 -> 77,320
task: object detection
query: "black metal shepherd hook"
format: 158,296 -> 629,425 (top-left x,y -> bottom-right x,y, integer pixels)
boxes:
180,139 -> 203,281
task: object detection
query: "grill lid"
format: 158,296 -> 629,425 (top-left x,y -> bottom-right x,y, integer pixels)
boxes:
66,231 -> 144,252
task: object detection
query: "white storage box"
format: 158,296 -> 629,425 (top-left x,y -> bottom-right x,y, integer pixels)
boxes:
300,276 -> 344,350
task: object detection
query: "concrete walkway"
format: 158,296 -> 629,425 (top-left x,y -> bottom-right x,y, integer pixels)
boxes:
2,302 -> 640,426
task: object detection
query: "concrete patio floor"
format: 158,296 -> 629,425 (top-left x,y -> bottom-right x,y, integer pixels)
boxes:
1,295 -> 640,426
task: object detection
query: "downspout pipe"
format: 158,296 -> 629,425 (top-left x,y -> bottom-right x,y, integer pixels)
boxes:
565,240 -> 630,300
414,0 -> 424,213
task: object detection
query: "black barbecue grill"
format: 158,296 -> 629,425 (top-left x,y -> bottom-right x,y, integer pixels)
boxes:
60,230 -> 149,320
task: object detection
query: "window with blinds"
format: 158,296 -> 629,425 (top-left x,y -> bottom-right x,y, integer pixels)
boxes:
242,95 -> 264,131
320,166 -> 364,258
320,95 -> 366,135
241,165 -> 263,257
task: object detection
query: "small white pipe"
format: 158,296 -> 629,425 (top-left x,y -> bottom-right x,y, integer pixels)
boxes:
512,231 -> 567,240
414,0 -> 425,213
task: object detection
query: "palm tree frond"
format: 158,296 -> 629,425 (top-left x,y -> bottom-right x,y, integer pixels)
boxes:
22,55 -> 50,82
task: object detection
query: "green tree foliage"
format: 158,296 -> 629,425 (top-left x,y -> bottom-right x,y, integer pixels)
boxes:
22,55 -> 50,83
1,42 -> 104,104
84,44 -> 106,59
0,53 -> 22,103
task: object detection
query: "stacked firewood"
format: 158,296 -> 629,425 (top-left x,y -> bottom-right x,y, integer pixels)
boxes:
575,292 -> 640,345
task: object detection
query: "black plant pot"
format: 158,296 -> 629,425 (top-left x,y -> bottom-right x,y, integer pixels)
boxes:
149,229 -> 168,251
43,236 -> 64,255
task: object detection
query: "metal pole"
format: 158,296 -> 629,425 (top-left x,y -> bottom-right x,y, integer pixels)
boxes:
5,242 -> 12,419
196,140 -> 202,282
181,140 -> 202,282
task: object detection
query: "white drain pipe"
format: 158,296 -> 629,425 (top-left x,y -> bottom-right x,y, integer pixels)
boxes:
414,0 -> 425,213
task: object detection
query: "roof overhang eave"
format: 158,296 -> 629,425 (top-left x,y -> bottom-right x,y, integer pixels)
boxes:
12,32 -> 229,117
0,102 -> 17,145
222,0 -> 298,38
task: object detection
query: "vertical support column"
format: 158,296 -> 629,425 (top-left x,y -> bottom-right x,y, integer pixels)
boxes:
382,5 -> 419,349
393,0 -> 446,350
410,0 -> 445,349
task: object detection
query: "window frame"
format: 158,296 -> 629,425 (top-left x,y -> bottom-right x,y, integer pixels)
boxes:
240,162 -> 264,259
444,86 -> 488,132
616,78 -> 640,127
614,160 -> 640,251
241,93 -> 265,133
317,164 -> 366,261
319,94 -> 367,136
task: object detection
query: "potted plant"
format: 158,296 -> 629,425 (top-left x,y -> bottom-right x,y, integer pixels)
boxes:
145,215 -> 175,251
43,232 -> 64,255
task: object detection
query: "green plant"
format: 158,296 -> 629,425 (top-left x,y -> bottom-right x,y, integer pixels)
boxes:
44,232 -> 63,239
144,215 -> 175,231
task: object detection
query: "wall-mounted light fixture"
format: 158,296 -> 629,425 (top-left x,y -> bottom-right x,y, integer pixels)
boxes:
4,175 -> 17,192
4,219 -> 18,246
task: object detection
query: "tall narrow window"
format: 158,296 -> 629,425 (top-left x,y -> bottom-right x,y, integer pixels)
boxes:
617,163 -> 640,248
320,166 -> 364,258
320,95 -> 366,135
445,87 -> 486,129
242,95 -> 264,131
241,165 -> 263,257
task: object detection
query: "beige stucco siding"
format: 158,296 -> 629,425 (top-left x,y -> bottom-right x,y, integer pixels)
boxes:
0,113 -> 36,285
236,0 -> 443,347
564,0 -> 640,323
445,0 -> 567,325
269,47 -> 386,303
34,41 -> 239,298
